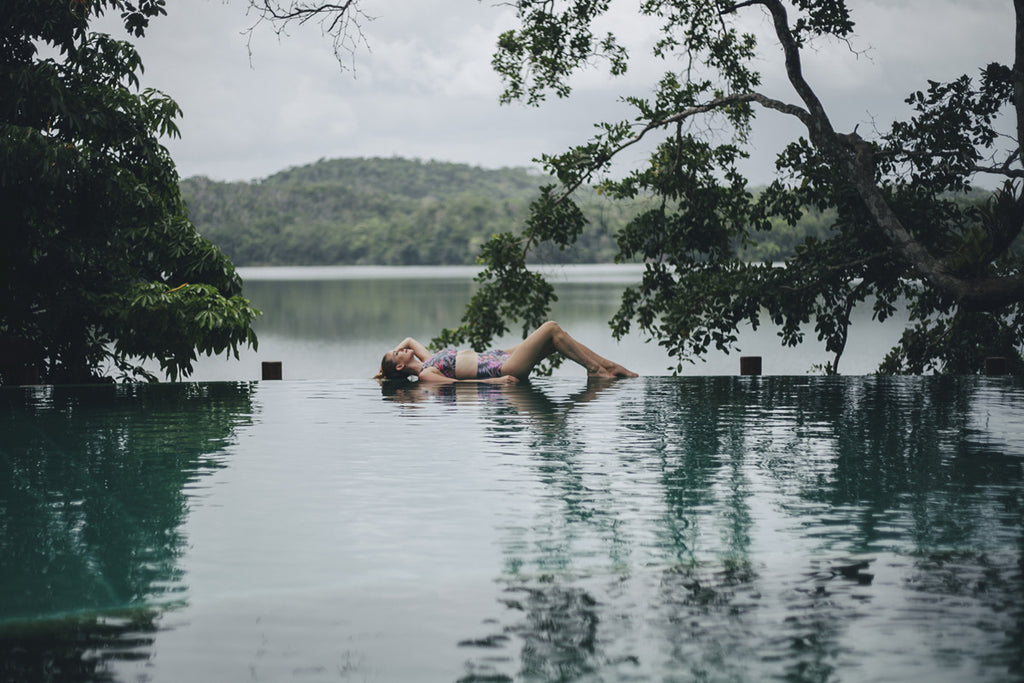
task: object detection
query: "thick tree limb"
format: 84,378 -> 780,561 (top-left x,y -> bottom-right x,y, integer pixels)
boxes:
1014,0 -> 1024,163
755,0 -> 1024,311
970,165 -> 1024,178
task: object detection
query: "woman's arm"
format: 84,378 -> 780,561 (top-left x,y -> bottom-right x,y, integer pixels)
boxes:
417,369 -> 519,385
417,367 -> 455,383
481,375 -> 519,385
398,337 -> 431,361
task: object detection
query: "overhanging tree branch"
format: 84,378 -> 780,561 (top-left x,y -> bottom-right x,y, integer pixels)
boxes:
973,164 -> 1024,178
756,0 -> 1024,311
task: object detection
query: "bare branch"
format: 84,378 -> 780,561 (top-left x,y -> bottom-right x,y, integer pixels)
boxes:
243,0 -> 373,71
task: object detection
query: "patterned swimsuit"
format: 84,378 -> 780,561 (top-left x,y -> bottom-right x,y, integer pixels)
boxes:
421,348 -> 510,379
421,348 -> 458,378
476,349 -> 510,378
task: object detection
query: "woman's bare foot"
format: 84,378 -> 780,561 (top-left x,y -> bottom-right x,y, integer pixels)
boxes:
588,363 -> 637,378
603,362 -> 638,378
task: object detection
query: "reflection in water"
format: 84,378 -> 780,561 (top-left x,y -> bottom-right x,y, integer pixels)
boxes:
245,277 -> 480,341
0,383 -> 254,681
0,610 -> 160,683
0,377 -> 1020,681
390,377 -> 1024,682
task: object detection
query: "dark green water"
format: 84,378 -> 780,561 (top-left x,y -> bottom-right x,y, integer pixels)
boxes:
1,376 -> 1022,681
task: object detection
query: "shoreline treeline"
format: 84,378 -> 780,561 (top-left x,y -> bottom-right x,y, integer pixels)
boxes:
181,157 -> 967,267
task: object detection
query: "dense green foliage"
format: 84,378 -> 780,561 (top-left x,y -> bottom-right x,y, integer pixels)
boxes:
182,157 -> 644,266
432,0 -> 1024,375
182,156 -> 844,267
0,0 -> 259,383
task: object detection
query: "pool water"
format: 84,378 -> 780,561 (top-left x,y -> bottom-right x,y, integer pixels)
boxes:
1,376 -> 1022,682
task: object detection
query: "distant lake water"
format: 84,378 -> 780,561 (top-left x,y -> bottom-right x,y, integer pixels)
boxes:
182,264 -> 908,381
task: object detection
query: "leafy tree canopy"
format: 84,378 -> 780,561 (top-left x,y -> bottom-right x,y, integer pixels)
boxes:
1,0 -> 259,383
445,0 -> 1024,375
266,0 -> 1024,375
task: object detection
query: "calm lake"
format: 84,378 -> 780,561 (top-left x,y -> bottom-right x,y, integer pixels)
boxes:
2,266 -> 1022,682
1,376 -> 1022,681
179,265 -> 910,381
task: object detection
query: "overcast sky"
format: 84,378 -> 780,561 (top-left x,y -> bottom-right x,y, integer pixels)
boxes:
105,0 -> 1013,185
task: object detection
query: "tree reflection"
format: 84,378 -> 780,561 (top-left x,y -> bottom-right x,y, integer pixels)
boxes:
0,609 -> 159,683
0,382 -> 254,681
248,277 -> 477,341
438,376 -> 1024,682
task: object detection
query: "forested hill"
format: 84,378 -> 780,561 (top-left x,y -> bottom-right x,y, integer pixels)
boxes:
181,157 -> 632,266
180,156 -> 844,267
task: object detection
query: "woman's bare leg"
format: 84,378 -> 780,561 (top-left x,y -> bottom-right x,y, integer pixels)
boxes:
500,321 -> 637,378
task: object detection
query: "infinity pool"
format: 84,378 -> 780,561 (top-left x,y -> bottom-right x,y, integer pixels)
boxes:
1,376 -> 1022,681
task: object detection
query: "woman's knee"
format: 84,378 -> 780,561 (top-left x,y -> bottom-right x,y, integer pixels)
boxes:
539,320 -> 562,337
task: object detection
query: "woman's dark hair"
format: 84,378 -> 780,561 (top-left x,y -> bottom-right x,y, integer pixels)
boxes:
375,353 -> 406,381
